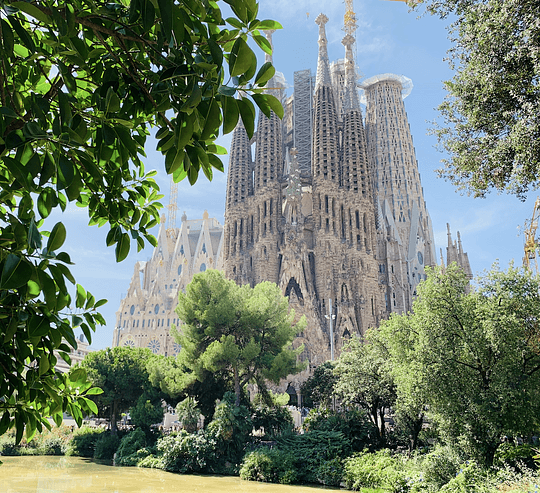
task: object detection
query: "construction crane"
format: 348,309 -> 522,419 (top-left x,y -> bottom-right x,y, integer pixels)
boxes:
523,197 -> 540,274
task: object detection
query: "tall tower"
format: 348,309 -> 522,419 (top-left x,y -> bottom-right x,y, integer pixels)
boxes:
362,74 -> 436,313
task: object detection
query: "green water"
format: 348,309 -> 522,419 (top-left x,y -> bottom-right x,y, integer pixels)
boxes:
0,456 -> 342,493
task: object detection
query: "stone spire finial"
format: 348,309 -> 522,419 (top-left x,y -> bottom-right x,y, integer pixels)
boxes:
264,29 -> 275,64
315,14 -> 332,90
342,33 -> 360,111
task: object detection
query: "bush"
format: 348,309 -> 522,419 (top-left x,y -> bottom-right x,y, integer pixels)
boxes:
0,431 -> 21,456
251,406 -> 294,439
420,445 -> 465,490
439,461 -> 492,493
343,449 -> 409,493
94,433 -> 120,460
65,426 -> 105,457
115,428 -> 147,466
157,431 -> 217,473
303,408 -> 376,452
494,443 -> 536,471
316,456 -> 344,487
276,429 -> 352,484
137,454 -> 163,469
239,448 -> 297,484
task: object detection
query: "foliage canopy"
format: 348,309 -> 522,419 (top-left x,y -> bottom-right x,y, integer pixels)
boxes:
423,0 -> 540,198
0,0 -> 281,440
175,270 -> 306,405
378,264 -> 540,465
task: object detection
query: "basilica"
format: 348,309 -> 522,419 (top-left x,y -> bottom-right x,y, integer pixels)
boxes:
112,12 -> 472,386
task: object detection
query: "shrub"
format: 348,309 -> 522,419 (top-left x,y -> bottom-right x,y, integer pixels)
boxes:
420,445 -> 465,490
115,428 -> 147,466
0,431 -> 21,456
175,397 -> 201,433
276,429 -> 352,484
343,449 -> 409,493
303,408 -> 376,452
439,461 -> 493,493
157,431 -> 217,473
251,406 -> 294,439
94,433 -> 120,460
137,454 -> 163,469
494,443 -> 536,471
316,456 -> 344,487
239,448 -> 297,484
65,426 -> 105,457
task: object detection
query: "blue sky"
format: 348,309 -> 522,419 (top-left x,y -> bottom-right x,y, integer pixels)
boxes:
62,0 -> 539,350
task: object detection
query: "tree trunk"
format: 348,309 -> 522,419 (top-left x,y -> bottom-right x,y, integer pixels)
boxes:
234,366 -> 241,407
111,399 -> 118,435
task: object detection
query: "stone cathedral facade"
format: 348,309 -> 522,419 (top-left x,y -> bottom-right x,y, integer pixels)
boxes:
112,13 -> 472,380
112,212 -> 224,355
222,14 -> 461,371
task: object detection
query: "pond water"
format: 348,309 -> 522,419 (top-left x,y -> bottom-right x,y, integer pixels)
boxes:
0,456 -> 342,493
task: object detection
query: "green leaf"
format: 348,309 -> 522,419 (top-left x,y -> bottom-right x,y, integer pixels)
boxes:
0,254 -> 32,289
82,397 -> 98,415
115,233 -> 130,262
28,314 -> 51,338
11,1 -> 52,24
38,354 -> 50,375
254,62 -> 275,86
208,38 -> 223,68
0,20 -> 14,54
237,97 -> 256,138
222,96 -> 239,134
105,87 -> 121,114
85,387 -> 104,396
229,37 -> 256,77
225,17 -> 244,29
69,368 -> 86,385
28,219 -> 41,250
37,188 -> 55,218
57,155 -> 74,189
208,154 -> 224,172
157,0 -> 173,41
257,20 -> 283,30
200,100 -> 221,141
253,35 -> 272,56
8,16 -> 36,53
47,222 -> 66,252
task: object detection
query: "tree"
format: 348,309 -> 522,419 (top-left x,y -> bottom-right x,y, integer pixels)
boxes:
422,0 -> 540,198
0,0 -> 281,440
300,361 -> 336,409
334,335 -> 396,446
147,353 -> 231,421
81,346 -> 162,434
381,264 -> 540,465
176,270 -> 306,406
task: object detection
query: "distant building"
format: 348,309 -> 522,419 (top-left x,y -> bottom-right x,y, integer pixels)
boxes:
111,211 -> 224,355
55,334 -> 92,373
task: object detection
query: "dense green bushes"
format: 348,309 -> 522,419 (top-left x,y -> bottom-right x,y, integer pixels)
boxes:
0,426 -> 72,456
239,448 -> 297,484
343,450 -> 410,492
65,426 -> 105,457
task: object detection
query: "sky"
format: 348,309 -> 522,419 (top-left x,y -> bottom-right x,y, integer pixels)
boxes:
61,0 -> 540,350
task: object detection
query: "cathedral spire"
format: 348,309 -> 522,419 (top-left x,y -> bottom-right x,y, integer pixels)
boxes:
312,14 -> 339,185
225,118 -> 252,211
342,34 -> 360,112
315,14 -> 332,91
